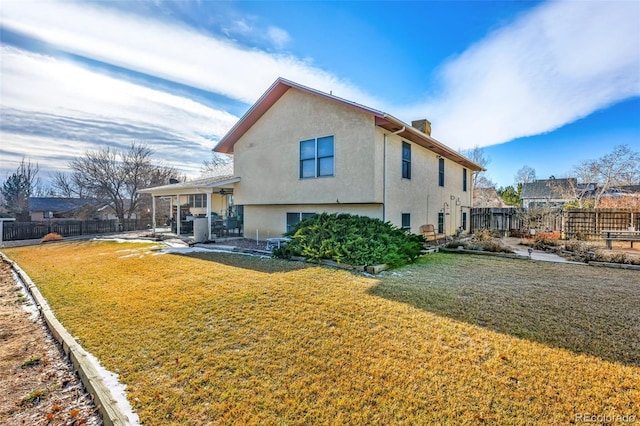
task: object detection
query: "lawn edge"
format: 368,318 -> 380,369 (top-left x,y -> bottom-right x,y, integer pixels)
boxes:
0,251 -> 135,426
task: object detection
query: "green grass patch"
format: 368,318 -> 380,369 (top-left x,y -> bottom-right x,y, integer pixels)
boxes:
3,241 -> 639,424
21,389 -> 48,405
20,357 -> 43,368
373,253 -> 640,366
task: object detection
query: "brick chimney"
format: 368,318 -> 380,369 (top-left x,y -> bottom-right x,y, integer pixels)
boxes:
411,119 -> 431,136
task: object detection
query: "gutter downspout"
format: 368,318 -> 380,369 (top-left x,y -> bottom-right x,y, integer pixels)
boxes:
383,126 -> 405,222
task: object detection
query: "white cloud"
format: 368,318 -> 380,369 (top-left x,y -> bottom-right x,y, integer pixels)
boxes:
1,0 -> 637,180
266,26 -> 291,49
403,0 -> 640,150
0,47 -> 238,178
0,0 -> 376,107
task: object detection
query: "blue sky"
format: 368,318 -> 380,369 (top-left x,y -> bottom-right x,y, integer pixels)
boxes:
1,0 -> 638,188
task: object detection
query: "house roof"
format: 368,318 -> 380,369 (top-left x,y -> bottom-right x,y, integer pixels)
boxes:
137,175 -> 240,195
520,178 -> 576,200
214,77 -> 484,171
28,197 -> 106,212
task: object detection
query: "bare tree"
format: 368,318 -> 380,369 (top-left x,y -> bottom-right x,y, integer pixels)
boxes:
463,145 -> 494,188
67,143 -> 178,222
0,158 -> 41,220
201,152 -> 233,177
572,144 -> 640,208
514,165 -> 536,185
51,171 -> 90,198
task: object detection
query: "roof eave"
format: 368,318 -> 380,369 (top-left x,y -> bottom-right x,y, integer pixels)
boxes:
377,114 -> 485,172
214,77 -> 386,154
215,77 -> 484,172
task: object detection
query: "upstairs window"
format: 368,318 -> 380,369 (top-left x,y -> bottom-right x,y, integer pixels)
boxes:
300,136 -> 334,178
402,142 -> 411,179
438,158 -> 445,187
463,168 -> 468,192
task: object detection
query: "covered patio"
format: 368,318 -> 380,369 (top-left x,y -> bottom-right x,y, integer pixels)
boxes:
138,175 -> 242,241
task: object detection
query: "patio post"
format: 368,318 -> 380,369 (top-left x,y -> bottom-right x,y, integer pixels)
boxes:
176,193 -> 181,235
206,191 -> 212,240
151,196 -> 156,236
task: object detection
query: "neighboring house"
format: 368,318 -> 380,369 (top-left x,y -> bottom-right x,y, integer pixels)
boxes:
141,78 -> 483,239
520,178 -> 577,208
473,187 -> 509,208
28,197 -> 107,221
96,203 -> 139,221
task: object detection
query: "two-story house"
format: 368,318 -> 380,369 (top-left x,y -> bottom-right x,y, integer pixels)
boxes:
141,78 -> 483,240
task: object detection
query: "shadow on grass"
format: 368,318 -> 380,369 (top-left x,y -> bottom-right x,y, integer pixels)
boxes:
166,250 -> 313,274
368,253 -> 640,367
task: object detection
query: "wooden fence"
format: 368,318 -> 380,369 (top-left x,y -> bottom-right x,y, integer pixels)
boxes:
470,208 -> 524,235
471,208 -> 639,239
563,209 -> 639,239
1,219 -> 149,242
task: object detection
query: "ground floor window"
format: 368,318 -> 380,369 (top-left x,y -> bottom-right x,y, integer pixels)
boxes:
286,212 -> 316,233
462,211 -> 467,230
188,194 -> 206,208
401,213 -> 411,231
438,212 -> 444,234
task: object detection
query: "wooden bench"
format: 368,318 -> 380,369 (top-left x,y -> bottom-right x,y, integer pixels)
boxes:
600,229 -> 640,249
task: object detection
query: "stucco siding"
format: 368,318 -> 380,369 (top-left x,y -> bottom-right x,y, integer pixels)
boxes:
378,128 -> 473,234
233,89 -> 379,206
243,204 -> 383,239
228,85 -> 475,237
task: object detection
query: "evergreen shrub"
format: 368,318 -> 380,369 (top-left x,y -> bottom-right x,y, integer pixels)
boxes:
273,213 -> 424,268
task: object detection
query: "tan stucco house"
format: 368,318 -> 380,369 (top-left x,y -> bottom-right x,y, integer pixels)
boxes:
141,78 -> 483,240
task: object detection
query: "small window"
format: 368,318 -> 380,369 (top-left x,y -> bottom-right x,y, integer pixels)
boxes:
286,212 -> 316,233
300,136 -> 334,178
462,211 -> 467,230
438,212 -> 444,234
401,213 -> 411,231
438,158 -> 445,187
463,168 -> 468,192
188,194 -> 206,208
402,142 -> 411,179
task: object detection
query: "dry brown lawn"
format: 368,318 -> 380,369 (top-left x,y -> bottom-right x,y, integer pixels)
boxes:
2,241 -> 639,425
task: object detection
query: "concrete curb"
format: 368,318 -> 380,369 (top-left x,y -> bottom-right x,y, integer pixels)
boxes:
588,261 -> 640,271
0,252 -> 134,426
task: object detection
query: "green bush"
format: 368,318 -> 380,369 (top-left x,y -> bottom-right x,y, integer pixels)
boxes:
273,213 -> 425,268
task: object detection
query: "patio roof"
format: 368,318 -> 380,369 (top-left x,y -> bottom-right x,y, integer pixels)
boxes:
138,175 -> 240,196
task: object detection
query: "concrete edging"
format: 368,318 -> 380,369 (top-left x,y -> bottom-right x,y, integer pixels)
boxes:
1,252 -> 133,426
588,261 -> 640,271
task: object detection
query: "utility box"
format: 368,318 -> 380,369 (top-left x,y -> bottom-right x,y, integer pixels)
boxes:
193,217 -> 208,243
